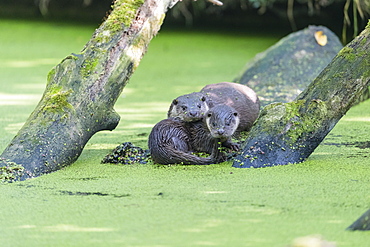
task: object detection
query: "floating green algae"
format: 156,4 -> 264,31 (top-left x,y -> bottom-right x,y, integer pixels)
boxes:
0,19 -> 370,247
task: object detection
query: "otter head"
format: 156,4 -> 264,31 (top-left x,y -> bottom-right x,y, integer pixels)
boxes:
167,92 -> 209,122
205,105 -> 240,141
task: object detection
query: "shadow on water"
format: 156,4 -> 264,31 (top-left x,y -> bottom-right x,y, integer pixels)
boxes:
58,191 -> 131,198
324,141 -> 370,149
323,140 -> 370,158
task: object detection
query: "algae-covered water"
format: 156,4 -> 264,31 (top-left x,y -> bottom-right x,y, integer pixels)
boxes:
0,19 -> 370,246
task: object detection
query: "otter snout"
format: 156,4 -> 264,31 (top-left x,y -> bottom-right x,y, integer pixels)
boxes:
189,111 -> 198,117
217,128 -> 225,135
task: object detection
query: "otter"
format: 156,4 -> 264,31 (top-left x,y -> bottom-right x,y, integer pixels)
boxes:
148,118 -> 223,165
204,104 -> 240,151
167,92 -> 208,122
149,105 -> 241,165
200,82 -> 260,132
168,82 -> 260,132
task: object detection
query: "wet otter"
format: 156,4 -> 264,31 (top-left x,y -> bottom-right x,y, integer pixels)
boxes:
149,105 -> 241,165
167,92 -> 208,122
200,82 -> 260,132
204,104 -> 240,151
148,118 -> 223,165
168,82 -> 260,132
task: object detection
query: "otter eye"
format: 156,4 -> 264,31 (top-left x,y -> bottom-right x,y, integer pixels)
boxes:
201,96 -> 206,102
233,112 -> 238,116
207,113 -> 212,118
182,106 -> 187,111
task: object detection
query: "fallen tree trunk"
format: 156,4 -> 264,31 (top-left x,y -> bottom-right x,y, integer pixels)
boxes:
235,25 -> 344,106
233,23 -> 370,168
0,0 -> 179,181
347,209 -> 370,231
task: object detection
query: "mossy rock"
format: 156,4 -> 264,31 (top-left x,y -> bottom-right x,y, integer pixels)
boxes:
235,25 -> 349,106
102,142 -> 150,165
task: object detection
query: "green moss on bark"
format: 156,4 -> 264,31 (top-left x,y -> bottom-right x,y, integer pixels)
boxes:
43,85 -> 73,114
105,0 -> 145,33
47,67 -> 56,82
338,47 -> 356,61
283,100 -> 329,143
81,58 -> 99,78
256,100 -> 329,145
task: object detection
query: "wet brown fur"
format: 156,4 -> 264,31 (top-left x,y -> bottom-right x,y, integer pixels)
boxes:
168,82 -> 260,132
149,103 -> 244,165
201,82 -> 260,132
154,82 -> 260,164
148,118 -> 224,165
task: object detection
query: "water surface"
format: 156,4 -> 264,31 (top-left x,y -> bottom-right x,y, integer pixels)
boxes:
0,19 -> 369,247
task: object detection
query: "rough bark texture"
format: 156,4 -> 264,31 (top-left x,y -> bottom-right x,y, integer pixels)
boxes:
347,209 -> 370,231
233,24 -> 370,168
0,0 -> 178,181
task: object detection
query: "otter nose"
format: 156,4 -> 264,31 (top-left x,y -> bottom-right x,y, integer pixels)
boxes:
217,129 -> 225,135
189,111 -> 197,117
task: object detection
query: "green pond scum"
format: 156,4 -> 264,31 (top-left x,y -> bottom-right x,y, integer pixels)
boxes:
0,161 -> 24,182
0,19 -> 370,246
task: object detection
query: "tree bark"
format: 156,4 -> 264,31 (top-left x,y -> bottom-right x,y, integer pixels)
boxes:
0,0 -> 179,181
233,23 -> 370,168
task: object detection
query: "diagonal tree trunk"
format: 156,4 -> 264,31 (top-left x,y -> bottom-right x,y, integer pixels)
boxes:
0,0 -> 179,181
233,23 -> 370,168
347,208 -> 370,231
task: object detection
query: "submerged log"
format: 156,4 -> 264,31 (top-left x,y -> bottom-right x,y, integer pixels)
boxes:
0,0 -> 179,181
233,23 -> 370,168
347,209 -> 370,231
235,25 -> 344,106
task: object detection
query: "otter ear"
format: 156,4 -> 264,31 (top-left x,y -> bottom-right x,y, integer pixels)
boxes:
233,112 -> 238,117
201,96 -> 206,102
173,99 -> 178,105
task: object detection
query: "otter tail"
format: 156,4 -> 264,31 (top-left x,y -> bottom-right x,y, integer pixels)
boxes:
160,147 -> 215,165
149,139 -> 225,165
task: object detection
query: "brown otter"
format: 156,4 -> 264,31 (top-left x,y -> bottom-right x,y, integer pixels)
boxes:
167,92 -> 209,122
149,104 -> 242,165
200,82 -> 260,132
168,82 -> 260,132
204,104 -> 240,151
148,118 -> 224,165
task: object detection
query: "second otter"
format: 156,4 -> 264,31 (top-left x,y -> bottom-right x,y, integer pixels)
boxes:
167,92 -> 208,122
168,82 -> 260,132
201,82 -> 260,132
204,104 -> 240,151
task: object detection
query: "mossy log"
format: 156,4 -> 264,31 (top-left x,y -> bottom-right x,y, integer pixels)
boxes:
235,25 -> 344,106
233,24 -> 370,168
347,209 -> 370,231
0,0 -> 179,181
